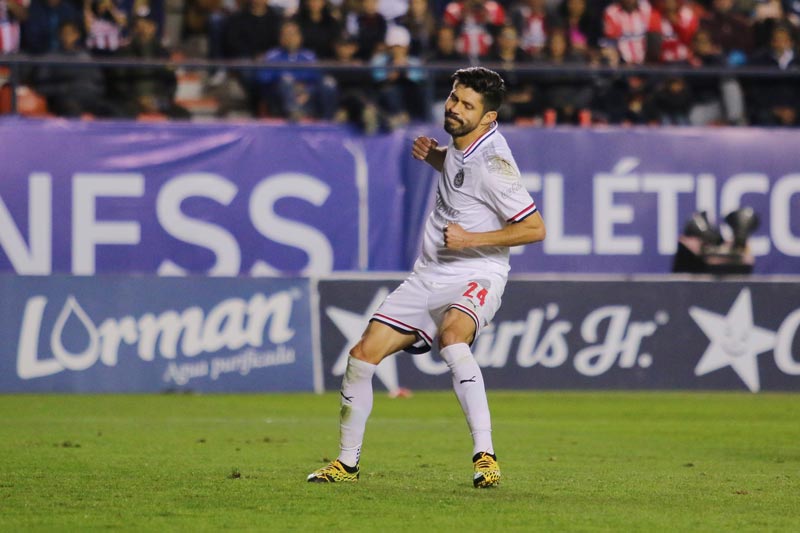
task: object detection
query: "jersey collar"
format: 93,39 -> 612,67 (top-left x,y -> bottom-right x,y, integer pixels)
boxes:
461,121 -> 498,162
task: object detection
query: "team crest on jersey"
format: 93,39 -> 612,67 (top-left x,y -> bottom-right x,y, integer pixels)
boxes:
454,168 -> 464,188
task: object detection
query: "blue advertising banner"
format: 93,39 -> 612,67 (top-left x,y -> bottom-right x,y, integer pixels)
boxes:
317,277 -> 800,393
0,275 -> 315,392
2,119 -> 799,275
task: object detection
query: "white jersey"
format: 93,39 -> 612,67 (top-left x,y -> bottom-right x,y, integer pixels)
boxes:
413,122 -> 537,281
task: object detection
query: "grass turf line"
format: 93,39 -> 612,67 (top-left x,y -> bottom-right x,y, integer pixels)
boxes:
0,392 -> 798,531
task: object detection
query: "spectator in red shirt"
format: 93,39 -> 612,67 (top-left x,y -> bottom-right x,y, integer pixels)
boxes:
602,0 -> 658,64
509,0 -> 552,58
650,0 -> 699,63
443,0 -> 505,60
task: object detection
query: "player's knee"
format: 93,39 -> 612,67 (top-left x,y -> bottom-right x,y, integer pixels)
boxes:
439,328 -> 469,349
349,342 -> 379,364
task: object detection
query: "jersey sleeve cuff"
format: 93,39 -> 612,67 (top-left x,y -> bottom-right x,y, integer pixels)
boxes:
507,203 -> 537,223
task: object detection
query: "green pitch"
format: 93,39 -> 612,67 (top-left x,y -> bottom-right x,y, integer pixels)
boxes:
1,392 -> 798,531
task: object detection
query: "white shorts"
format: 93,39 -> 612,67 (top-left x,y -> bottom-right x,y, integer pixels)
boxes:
371,272 -> 505,353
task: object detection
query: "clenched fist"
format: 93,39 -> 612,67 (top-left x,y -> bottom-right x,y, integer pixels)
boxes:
444,223 -> 472,250
412,136 -> 439,161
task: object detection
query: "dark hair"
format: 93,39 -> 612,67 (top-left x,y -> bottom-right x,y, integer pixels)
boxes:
451,67 -> 506,113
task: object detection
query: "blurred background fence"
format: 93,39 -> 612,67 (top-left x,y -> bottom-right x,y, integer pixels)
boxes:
2,57 -> 800,126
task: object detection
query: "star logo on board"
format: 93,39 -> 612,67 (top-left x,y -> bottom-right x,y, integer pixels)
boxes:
689,288 -> 777,392
325,288 -> 404,394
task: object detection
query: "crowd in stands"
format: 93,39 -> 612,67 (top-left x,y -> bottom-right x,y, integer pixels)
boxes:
1,0 -> 799,128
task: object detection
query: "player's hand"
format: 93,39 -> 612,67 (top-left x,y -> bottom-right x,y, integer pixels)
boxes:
444,223 -> 472,250
412,136 -> 438,161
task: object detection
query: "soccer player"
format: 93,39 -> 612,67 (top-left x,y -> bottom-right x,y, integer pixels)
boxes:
307,67 -> 546,488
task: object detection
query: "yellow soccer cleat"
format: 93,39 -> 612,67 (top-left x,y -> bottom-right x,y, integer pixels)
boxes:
307,459 -> 360,483
472,452 -> 501,488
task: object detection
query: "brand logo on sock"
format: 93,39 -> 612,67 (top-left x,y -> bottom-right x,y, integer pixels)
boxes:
459,376 -> 477,384
340,391 -> 354,402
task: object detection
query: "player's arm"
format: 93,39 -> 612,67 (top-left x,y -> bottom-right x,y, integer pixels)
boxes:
412,136 -> 446,173
444,211 -> 546,250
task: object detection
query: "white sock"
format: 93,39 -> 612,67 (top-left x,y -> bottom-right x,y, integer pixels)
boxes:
337,357 -> 376,467
439,343 -> 494,456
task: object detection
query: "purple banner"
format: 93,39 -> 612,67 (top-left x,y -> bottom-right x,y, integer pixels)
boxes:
0,275 -> 315,392
0,118 -> 405,275
317,277 -> 800,393
2,119 -> 799,275
494,128 -> 800,275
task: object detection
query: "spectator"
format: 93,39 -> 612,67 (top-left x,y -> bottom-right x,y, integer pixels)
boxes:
556,0 -> 600,60
539,26 -> 595,123
427,24 -> 468,110
83,0 -> 128,55
110,15 -> 189,118
542,24 -> 589,64
751,0 -> 799,50
650,0 -> 699,63
257,19 -> 338,120
701,0 -> 753,61
601,0 -> 658,64
593,74 -> 658,124
351,0 -> 387,60
395,0 -> 437,57
371,24 -> 426,125
443,0 -> 505,60
0,0 -> 28,54
222,0 -> 283,59
33,20 -> 119,116
22,0 -> 81,54
331,31 -> 380,132
333,30 -> 360,64
427,23 -> 466,62
294,0 -> 341,59
485,24 -> 539,121
181,0 -> 238,58
487,22 -> 534,64
748,22 -> 800,125
687,27 -> 747,124
648,75 -> 693,124
509,0 -> 552,58
125,0 -> 164,38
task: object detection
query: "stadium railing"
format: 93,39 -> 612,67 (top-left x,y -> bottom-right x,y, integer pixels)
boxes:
1,54 -> 799,118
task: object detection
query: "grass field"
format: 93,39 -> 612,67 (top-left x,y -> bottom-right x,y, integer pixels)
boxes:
1,392 -> 798,532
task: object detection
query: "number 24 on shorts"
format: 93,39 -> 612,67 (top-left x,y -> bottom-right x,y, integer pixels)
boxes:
462,281 -> 488,306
